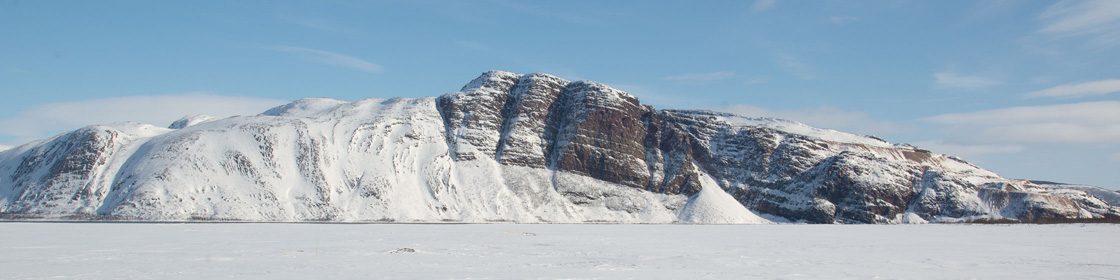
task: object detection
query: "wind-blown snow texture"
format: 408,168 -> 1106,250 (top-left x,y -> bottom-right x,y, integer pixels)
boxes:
1,71 -> 1117,223
4,223 -> 1118,279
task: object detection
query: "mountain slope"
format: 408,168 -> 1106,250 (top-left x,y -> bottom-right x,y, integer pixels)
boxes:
1,71 -> 1117,223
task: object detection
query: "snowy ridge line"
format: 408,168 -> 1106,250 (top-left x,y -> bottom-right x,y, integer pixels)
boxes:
0,70 -> 1117,224
666,109 -> 894,147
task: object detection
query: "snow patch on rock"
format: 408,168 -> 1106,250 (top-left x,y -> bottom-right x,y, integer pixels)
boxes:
1034,182 -> 1120,206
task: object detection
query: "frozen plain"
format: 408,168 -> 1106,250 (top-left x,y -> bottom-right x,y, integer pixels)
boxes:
1,223 -> 1118,280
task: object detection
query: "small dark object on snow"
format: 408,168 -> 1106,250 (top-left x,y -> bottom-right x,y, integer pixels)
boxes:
390,248 -> 416,254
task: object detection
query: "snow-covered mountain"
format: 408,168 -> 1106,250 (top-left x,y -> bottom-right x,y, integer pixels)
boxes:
1,71 -> 1117,223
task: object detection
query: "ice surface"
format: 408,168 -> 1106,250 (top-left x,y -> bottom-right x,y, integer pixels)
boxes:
1,223 -> 1117,279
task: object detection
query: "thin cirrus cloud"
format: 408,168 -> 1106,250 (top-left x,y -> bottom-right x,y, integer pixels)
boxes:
751,0 -> 776,12
710,104 -> 910,137
908,140 -> 1024,160
775,54 -> 815,80
269,46 -> 384,73
923,100 -> 1120,144
610,84 -> 703,109
1037,0 -> 1120,48
0,93 -> 289,146
1024,79 -> 1120,98
455,41 -> 491,51
492,0 -> 603,25
744,77 -> 770,84
279,16 -> 360,35
830,16 -> 859,24
932,71 -> 1001,88
663,71 -> 736,82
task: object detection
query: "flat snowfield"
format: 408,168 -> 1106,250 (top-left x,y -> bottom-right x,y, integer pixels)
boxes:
2,223 -> 1117,279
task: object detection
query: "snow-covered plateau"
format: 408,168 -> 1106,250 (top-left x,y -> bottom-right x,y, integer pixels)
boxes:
1,222 -> 1117,279
1,70 -> 1117,223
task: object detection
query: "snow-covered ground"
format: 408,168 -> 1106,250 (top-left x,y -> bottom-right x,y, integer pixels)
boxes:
1,223 -> 1117,279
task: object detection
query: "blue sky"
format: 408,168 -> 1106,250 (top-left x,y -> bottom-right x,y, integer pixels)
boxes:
1,0 -> 1118,189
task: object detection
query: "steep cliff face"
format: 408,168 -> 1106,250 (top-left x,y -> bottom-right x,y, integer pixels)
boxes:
1,70 -> 1117,223
650,110 -> 1120,223
0,124 -> 170,215
437,72 -> 699,195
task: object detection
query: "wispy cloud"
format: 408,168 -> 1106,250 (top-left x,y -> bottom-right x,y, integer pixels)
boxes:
280,16 -> 360,35
710,104 -> 910,137
744,77 -> 770,84
752,0 -> 776,12
908,140 -> 1024,160
610,84 -> 697,109
493,1 -> 604,25
932,71 -> 1002,88
455,41 -> 490,51
775,54 -> 815,80
959,0 -> 1021,25
0,93 -> 288,145
269,46 -> 384,73
1037,0 -> 1120,48
923,101 -> 1120,144
1025,79 -> 1120,98
830,16 -> 859,24
664,71 -> 736,82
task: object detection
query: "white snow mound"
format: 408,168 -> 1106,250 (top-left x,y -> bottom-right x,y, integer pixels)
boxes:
261,97 -> 349,117
168,115 -> 218,129
678,173 -> 771,224
899,212 -> 929,224
714,114 -> 892,147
